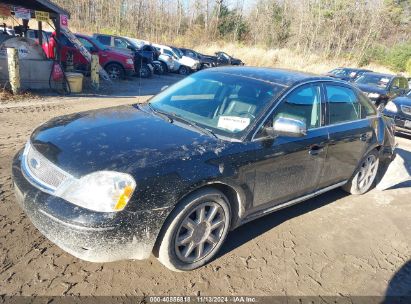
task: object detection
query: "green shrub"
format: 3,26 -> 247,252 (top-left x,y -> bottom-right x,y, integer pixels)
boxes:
368,42 -> 411,72
407,57 -> 411,75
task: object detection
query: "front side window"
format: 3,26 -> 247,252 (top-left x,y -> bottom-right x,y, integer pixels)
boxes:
399,78 -> 409,89
391,78 -> 400,90
326,85 -> 362,124
274,84 -> 322,129
254,84 -> 321,139
149,71 -> 284,139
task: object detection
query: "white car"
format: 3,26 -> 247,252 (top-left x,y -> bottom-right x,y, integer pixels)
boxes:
153,43 -> 200,75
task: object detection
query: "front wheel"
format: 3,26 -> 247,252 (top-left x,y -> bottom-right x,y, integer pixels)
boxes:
342,150 -> 380,195
139,64 -> 152,78
179,66 -> 190,76
160,62 -> 169,74
156,188 -> 231,272
105,63 -> 125,81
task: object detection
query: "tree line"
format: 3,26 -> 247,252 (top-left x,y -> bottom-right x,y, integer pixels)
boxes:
53,0 -> 411,71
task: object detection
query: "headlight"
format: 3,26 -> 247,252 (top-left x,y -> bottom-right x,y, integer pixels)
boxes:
126,58 -> 134,65
55,171 -> 136,212
385,101 -> 398,113
368,93 -> 380,99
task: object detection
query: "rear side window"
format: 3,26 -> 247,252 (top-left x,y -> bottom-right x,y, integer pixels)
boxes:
358,93 -> 377,117
96,35 -> 111,46
326,85 -> 362,124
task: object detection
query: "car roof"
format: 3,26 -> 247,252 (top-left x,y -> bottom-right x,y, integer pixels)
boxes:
207,66 -> 331,87
334,67 -> 371,71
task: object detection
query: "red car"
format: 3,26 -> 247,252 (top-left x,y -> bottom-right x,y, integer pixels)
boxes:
46,33 -> 135,80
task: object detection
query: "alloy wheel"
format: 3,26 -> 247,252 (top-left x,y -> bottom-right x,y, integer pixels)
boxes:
107,66 -> 121,80
357,154 -> 379,191
174,202 -> 227,263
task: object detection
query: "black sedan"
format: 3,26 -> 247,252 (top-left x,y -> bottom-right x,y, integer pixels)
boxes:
383,90 -> 411,134
12,67 -> 396,271
327,67 -> 372,82
215,51 -> 244,66
354,72 -> 409,110
180,48 -> 217,69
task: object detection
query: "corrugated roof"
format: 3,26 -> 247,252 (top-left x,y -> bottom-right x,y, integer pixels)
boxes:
1,0 -> 70,17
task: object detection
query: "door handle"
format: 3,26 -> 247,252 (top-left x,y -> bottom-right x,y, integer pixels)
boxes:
309,145 -> 324,156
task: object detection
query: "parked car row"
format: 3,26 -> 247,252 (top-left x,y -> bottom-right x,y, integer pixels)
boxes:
24,29 -> 244,81
328,67 -> 411,135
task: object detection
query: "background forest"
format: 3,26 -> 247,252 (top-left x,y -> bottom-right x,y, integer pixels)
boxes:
52,0 -> 411,73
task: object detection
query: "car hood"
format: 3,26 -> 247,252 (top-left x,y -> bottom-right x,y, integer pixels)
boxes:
30,105 -> 224,177
179,56 -> 198,66
355,84 -> 387,95
392,96 -> 411,106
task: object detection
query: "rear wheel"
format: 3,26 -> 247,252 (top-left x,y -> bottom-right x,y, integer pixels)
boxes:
156,188 -> 231,272
342,150 -> 380,195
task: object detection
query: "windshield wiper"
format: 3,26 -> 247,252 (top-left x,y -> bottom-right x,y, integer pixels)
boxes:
148,103 -> 173,123
170,112 -> 218,139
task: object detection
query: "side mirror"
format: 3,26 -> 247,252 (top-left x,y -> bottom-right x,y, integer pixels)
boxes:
266,117 -> 307,138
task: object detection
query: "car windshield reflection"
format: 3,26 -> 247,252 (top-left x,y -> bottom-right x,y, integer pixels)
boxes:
148,71 -> 285,139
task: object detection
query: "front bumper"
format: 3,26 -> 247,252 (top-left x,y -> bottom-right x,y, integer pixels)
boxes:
12,151 -> 171,263
383,112 -> 411,134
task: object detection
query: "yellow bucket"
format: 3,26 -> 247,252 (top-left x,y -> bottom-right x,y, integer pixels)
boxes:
66,72 -> 84,93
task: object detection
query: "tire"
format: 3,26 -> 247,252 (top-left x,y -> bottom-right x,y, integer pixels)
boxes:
155,188 -> 231,272
179,66 -> 190,76
342,149 -> 380,195
160,62 -> 168,74
105,63 -> 125,81
154,64 -> 164,75
139,64 -> 152,78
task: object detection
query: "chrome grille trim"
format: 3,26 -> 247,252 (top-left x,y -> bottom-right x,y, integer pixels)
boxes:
401,105 -> 411,116
22,142 -> 72,193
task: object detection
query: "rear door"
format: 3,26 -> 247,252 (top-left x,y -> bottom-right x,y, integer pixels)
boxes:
318,83 -> 377,188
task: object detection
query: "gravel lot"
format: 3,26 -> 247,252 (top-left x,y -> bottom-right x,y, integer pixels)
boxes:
0,75 -> 410,299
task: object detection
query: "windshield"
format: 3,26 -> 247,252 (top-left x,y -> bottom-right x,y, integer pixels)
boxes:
127,37 -> 144,48
355,74 -> 391,89
148,71 -> 285,139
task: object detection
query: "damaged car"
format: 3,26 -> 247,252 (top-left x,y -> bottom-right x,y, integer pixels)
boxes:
13,67 -> 396,271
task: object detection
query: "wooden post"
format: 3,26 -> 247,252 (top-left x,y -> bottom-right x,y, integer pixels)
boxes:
91,55 -> 99,90
7,48 -> 20,94
38,21 -> 43,46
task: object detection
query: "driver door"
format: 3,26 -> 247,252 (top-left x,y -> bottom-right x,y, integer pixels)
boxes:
250,83 -> 329,210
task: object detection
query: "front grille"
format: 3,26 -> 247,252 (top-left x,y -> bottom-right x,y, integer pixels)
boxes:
401,105 -> 411,116
22,142 -> 71,192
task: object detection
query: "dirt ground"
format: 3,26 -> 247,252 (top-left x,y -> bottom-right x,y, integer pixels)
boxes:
0,74 -> 410,299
